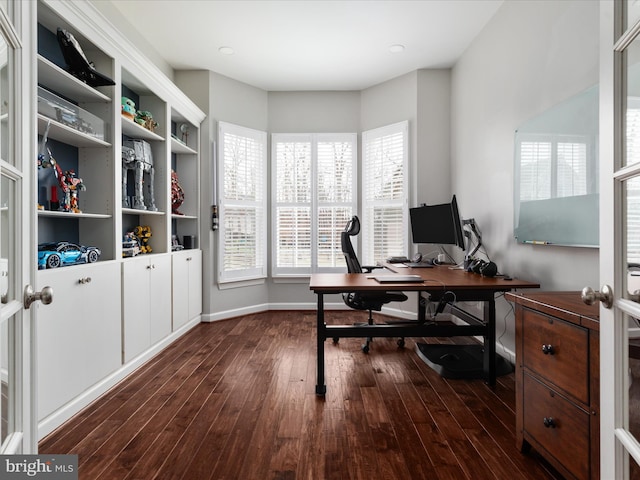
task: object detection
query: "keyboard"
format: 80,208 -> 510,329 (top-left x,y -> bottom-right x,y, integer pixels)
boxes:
404,262 -> 434,268
373,274 -> 424,283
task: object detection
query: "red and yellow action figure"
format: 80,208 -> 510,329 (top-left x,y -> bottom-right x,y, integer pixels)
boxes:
40,143 -> 86,213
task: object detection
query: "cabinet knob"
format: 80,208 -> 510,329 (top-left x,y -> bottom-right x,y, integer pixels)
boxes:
541,344 -> 555,355
543,417 -> 556,428
78,277 -> 92,284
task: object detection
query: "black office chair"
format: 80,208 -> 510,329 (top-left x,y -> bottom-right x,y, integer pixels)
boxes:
341,216 -> 408,352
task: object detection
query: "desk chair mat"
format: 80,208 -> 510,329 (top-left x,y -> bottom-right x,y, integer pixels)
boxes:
415,343 -> 513,379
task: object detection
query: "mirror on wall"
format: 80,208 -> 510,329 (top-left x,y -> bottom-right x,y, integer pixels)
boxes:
513,85 -> 599,247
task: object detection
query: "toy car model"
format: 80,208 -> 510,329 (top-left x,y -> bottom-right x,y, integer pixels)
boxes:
38,241 -> 101,269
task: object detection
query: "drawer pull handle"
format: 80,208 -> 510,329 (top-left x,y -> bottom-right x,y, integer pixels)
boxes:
541,344 -> 555,355
543,417 -> 556,428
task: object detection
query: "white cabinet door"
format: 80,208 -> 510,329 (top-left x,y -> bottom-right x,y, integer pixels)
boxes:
122,254 -> 171,362
37,262 -> 121,420
172,249 -> 202,330
187,249 -> 202,321
122,257 -> 150,363
149,255 -> 172,344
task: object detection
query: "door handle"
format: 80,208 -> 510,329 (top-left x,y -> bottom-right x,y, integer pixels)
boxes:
23,285 -> 53,310
581,285 -> 613,309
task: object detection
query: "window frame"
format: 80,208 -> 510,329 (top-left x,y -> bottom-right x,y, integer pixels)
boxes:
271,132 -> 357,277
217,121 -> 268,284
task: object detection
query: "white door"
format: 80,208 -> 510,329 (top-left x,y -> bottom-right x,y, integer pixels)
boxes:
0,0 -> 42,454
598,1 -> 640,478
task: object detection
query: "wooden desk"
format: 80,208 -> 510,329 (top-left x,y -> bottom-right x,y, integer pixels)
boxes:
310,265 -> 539,395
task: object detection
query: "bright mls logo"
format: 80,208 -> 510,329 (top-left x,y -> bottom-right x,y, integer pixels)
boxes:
0,455 -> 77,479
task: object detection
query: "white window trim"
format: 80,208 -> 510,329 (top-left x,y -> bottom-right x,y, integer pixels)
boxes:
271,132 -> 357,277
217,121 -> 268,284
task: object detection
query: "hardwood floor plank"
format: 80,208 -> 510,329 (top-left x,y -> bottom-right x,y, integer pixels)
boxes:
39,311 -> 561,480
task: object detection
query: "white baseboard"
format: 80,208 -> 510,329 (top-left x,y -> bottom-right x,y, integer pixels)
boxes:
201,302 -> 416,323
37,316 -> 201,441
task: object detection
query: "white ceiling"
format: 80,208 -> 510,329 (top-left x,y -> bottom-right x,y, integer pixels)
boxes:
108,0 -> 503,92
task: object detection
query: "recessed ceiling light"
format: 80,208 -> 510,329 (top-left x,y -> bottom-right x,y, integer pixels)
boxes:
389,44 -> 405,54
218,46 -> 235,55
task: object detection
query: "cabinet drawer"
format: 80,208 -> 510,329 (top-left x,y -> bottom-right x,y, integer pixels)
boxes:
523,374 -> 590,480
523,308 -> 589,403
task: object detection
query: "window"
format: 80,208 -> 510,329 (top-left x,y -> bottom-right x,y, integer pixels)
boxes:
272,133 -> 357,275
218,122 -> 267,283
361,121 -> 409,265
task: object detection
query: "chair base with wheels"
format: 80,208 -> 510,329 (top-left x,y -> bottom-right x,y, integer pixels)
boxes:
339,215 -> 409,352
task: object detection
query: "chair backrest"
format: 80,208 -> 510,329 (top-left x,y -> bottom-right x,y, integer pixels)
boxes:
341,216 -> 362,274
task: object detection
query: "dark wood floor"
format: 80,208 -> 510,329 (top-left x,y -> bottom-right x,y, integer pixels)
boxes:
39,311 -> 561,480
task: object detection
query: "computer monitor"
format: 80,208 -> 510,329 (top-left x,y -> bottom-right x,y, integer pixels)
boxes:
410,195 -> 465,249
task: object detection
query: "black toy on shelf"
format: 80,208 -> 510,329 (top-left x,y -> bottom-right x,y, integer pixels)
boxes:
56,27 -> 115,87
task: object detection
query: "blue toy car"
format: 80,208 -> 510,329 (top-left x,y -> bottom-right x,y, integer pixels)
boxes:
38,241 -> 101,269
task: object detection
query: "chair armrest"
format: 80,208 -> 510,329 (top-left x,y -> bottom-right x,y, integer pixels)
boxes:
362,265 -> 383,273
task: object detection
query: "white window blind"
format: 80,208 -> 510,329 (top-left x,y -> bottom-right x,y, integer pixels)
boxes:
627,102 -> 640,263
218,122 -> 267,283
272,133 -> 356,275
361,121 -> 409,265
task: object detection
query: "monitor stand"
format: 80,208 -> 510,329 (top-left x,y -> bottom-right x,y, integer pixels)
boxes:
415,343 -> 512,379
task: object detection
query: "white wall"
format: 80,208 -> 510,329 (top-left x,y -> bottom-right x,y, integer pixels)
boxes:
451,0 -> 600,354
177,71 -> 272,319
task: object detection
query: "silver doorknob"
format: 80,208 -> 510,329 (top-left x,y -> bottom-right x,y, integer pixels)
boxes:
582,285 -> 613,309
23,285 -> 53,310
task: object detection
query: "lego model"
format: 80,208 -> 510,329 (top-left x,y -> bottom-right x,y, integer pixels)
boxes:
171,235 -> 184,252
57,28 -> 115,87
133,225 -> 152,254
122,139 -> 157,211
60,169 -> 85,213
171,169 -> 185,215
40,144 -> 86,213
122,232 -> 141,258
52,100 -> 95,135
38,241 -> 101,269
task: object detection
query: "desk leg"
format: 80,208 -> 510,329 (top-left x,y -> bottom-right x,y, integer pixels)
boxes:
418,292 -> 426,323
484,298 -> 496,386
316,293 -> 327,396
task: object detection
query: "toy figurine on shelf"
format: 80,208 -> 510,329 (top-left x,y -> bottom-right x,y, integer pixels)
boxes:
135,110 -> 158,133
171,169 -> 185,215
40,145 -> 86,213
122,139 -> 157,211
171,235 -> 184,252
56,28 -> 115,87
122,232 -> 141,258
180,124 -> 189,145
121,97 -> 136,120
61,170 -> 86,213
37,121 -> 52,210
133,225 -> 152,254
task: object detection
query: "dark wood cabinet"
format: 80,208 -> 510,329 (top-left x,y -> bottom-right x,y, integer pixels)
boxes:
507,292 -> 599,480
